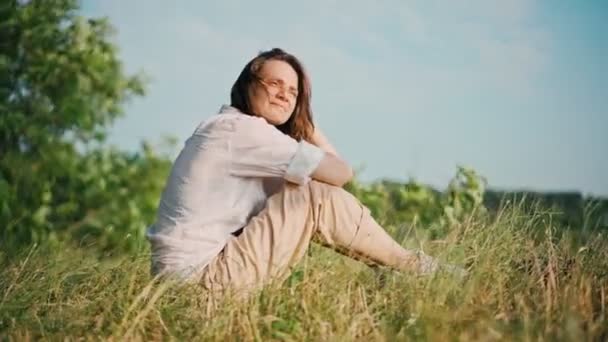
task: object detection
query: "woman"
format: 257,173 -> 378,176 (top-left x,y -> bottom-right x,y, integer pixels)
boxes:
147,48 -> 460,292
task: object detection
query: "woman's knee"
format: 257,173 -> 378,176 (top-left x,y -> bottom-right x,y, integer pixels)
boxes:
308,180 -> 357,204
278,180 -> 358,208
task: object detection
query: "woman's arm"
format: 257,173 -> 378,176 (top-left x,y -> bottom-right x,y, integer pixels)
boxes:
309,127 -> 353,187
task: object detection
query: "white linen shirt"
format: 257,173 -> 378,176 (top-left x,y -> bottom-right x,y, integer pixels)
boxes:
146,105 -> 325,280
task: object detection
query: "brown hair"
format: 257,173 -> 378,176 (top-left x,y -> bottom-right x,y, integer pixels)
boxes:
230,48 -> 314,142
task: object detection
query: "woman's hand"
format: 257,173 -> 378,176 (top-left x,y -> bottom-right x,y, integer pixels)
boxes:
311,127 -> 340,156
309,127 -> 353,187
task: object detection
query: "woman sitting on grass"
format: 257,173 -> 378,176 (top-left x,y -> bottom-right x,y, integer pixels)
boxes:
146,48 -> 463,292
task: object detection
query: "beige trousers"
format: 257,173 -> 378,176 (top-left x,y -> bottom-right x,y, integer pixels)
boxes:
200,180 -> 432,292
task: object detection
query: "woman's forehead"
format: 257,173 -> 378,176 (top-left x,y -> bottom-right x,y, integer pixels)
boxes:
259,60 -> 298,84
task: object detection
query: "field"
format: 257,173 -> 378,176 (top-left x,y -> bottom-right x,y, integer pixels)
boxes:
2,204 -> 606,341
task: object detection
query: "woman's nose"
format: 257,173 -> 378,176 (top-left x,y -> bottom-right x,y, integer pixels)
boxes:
275,90 -> 288,102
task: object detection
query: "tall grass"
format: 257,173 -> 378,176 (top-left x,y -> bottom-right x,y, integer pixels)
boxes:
1,203 -> 607,340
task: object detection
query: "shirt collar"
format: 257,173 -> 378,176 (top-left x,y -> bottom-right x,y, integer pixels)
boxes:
218,104 -> 243,115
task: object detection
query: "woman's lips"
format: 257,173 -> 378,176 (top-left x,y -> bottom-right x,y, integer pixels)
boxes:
271,103 -> 286,111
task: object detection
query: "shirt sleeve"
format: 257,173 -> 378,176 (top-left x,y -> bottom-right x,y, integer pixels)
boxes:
229,116 -> 325,185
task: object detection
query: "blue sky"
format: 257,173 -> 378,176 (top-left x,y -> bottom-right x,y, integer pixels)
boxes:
80,0 -> 607,196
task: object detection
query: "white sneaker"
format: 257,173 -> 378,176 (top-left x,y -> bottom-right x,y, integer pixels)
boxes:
416,251 -> 468,279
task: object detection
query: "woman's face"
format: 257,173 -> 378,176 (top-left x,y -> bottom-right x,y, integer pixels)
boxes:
249,60 -> 299,125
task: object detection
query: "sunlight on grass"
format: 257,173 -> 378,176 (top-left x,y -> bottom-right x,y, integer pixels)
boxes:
1,203 -> 607,340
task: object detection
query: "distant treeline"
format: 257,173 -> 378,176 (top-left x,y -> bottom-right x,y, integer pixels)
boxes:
374,177 -> 608,232
483,190 -> 608,230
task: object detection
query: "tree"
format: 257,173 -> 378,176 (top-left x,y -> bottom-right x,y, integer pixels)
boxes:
1,0 -> 144,152
0,0 -> 171,255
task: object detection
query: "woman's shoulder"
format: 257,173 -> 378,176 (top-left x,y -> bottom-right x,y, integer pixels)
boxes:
195,105 -> 270,134
218,105 -> 272,128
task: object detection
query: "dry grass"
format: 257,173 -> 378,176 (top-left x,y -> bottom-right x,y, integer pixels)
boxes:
1,204 -> 607,341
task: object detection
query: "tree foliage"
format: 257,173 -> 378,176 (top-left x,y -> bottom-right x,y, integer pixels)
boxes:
0,0 -> 170,255
345,167 -> 487,239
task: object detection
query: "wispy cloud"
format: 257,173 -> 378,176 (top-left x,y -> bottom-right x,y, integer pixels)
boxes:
93,0 -> 550,96
86,0 -> 552,137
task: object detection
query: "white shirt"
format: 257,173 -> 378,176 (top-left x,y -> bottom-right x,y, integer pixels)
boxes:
146,105 -> 325,280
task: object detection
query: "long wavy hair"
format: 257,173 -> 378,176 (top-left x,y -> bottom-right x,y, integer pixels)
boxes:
230,48 -> 314,142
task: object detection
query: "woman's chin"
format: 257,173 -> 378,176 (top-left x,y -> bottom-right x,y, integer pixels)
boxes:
265,111 -> 290,126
